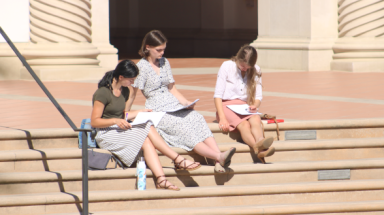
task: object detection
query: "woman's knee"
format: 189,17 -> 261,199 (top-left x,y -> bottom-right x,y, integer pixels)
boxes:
141,137 -> 154,150
249,115 -> 261,125
148,125 -> 156,134
237,120 -> 251,131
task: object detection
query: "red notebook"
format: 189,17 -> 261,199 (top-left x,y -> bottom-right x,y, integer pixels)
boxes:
267,119 -> 284,124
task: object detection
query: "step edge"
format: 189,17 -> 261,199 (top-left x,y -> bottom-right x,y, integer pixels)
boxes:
1,137 -> 384,161
48,200 -> 384,215
2,118 -> 384,140
1,158 -> 384,183
0,179 -> 383,207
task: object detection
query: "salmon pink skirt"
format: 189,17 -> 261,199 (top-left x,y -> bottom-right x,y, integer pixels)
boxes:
216,99 -> 254,131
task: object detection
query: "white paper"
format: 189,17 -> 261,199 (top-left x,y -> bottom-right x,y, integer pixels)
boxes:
165,99 -> 199,112
226,104 -> 262,115
130,112 -> 166,127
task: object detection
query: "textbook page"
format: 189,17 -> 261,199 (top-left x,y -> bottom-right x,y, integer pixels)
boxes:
165,99 -> 199,112
131,112 -> 166,127
226,104 -> 262,115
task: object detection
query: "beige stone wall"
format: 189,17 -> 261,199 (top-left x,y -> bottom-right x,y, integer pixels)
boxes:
0,0 -> 30,79
331,0 -> 384,72
251,0 -> 339,71
252,0 -> 384,72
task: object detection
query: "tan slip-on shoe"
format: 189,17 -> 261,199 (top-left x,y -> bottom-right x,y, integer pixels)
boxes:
257,147 -> 275,164
253,137 -> 274,154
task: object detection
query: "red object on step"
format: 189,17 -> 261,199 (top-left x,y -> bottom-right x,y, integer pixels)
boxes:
267,119 -> 284,124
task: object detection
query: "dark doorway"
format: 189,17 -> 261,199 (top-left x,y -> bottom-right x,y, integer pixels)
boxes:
109,0 -> 258,59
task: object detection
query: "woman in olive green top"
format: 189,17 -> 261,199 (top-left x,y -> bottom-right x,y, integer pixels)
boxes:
91,60 -> 200,191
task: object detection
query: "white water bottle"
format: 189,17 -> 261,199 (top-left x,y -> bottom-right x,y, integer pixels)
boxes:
136,157 -> 146,190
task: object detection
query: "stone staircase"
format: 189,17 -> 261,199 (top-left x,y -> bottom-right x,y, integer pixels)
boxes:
1,118 -> 384,215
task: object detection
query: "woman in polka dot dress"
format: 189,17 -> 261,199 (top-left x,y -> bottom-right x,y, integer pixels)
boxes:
132,30 -> 236,173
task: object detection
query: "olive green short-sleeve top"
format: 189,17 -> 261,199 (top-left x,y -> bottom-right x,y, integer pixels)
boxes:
92,87 -> 130,119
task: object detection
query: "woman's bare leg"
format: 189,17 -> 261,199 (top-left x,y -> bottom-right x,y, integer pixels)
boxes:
248,115 -> 264,143
237,120 -> 257,148
193,142 -> 220,161
147,126 -> 199,168
202,137 -> 226,172
141,137 -> 178,189
193,141 -> 233,165
202,137 -> 221,153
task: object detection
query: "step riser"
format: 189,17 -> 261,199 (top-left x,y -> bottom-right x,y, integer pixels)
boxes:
0,138 -> 78,151
306,213 -> 384,215
159,148 -> 384,166
1,190 -> 384,215
1,127 -> 384,151
0,159 -> 118,173
213,128 -> 384,143
0,178 -> 138,196
2,147 -> 384,172
2,168 -> 383,195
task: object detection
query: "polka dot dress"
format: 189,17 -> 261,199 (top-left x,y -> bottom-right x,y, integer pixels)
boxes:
132,58 -> 213,151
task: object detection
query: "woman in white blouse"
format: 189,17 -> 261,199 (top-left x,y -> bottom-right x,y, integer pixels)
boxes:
214,45 -> 275,164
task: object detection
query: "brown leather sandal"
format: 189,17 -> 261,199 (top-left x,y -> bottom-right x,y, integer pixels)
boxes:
173,155 -> 201,171
156,175 -> 180,191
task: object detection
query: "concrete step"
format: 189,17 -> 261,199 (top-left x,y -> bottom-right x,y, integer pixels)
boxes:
0,148 -> 117,172
1,179 -> 384,215
212,118 -> 384,142
49,200 -> 384,215
1,158 -> 384,195
0,128 -> 78,151
1,118 -> 384,151
1,138 -> 384,172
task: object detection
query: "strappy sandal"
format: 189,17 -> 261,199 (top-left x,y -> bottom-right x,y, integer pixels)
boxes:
173,155 -> 201,171
219,147 -> 236,168
257,147 -> 275,164
156,175 -> 180,191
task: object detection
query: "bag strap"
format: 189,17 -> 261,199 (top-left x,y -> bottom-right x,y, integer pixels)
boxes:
261,121 -> 265,138
260,114 -> 280,141
111,154 -> 127,170
272,118 -> 280,141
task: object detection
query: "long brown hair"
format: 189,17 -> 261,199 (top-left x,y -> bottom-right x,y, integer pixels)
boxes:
232,45 -> 261,105
138,30 -> 168,58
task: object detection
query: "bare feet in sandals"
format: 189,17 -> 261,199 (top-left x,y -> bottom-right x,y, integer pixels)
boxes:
156,175 -> 180,191
214,161 -> 225,173
173,155 -> 201,171
217,147 -> 236,170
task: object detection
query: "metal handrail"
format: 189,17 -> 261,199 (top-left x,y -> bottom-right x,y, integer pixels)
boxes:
0,27 -> 90,215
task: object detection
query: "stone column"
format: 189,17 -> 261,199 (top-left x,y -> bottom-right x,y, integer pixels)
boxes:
0,0 -> 30,80
251,0 -> 339,71
331,0 -> 384,72
91,0 -> 118,69
20,0 -> 115,81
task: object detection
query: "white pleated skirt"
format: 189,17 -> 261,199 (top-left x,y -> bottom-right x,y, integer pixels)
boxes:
95,122 -> 152,167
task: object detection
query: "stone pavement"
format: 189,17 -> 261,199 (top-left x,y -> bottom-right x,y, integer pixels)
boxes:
1,58 -> 384,130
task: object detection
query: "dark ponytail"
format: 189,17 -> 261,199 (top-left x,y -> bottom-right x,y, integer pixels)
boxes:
98,60 -> 139,89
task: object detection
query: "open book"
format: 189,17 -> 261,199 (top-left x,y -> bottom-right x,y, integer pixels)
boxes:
165,99 -> 199,112
130,112 -> 166,127
226,104 -> 262,115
